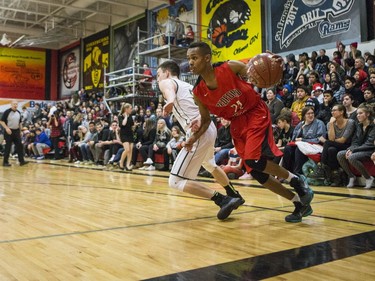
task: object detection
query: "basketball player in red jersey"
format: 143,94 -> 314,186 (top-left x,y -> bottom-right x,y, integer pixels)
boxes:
186,42 -> 314,223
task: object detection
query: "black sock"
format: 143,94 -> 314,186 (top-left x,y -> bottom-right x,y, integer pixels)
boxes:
224,182 -> 240,197
211,191 -> 225,206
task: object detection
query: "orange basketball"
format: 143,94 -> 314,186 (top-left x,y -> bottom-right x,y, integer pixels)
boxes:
247,53 -> 283,88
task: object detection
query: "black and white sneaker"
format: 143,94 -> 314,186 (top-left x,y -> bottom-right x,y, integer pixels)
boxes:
217,196 -> 242,220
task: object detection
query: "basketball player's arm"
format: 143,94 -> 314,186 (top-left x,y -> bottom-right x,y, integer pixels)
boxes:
159,79 -> 176,116
227,60 -> 248,78
185,95 -> 211,151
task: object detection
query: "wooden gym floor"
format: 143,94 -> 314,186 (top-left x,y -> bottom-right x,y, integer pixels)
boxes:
0,159 -> 374,281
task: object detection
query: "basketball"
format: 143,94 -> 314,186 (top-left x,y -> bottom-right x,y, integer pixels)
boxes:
247,53 -> 283,88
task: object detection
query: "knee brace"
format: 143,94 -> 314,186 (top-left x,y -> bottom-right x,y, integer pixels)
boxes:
245,158 -> 267,171
250,170 -> 270,184
202,157 -> 217,173
169,175 -> 188,191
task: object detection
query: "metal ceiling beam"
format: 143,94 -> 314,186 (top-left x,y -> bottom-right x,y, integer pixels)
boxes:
0,4 -> 114,26
19,0 -> 130,17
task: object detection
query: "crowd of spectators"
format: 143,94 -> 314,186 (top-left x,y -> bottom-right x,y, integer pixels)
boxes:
1,41 -> 374,188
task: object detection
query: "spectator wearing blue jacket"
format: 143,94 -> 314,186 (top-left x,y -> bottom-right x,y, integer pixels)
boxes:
32,128 -> 51,160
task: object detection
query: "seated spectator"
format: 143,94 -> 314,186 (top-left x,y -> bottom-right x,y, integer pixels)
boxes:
296,61 -> 310,78
184,25 -> 195,46
283,106 -> 326,174
107,121 -> 123,165
143,119 -> 170,171
337,104 -> 375,188
291,85 -> 310,120
79,121 -> 97,164
32,128 -> 52,160
166,126 -> 184,167
275,114 -> 294,150
214,118 -> 233,165
342,93 -> 358,120
316,89 -> 335,125
369,71 -> 375,90
139,63 -> 153,90
316,49 -> 330,65
312,83 -> 324,104
354,69 -> 369,93
266,88 -> 284,123
366,55 -> 375,69
90,121 -> 110,165
330,72 -> 345,103
274,114 -> 294,164
220,146 -> 244,180
362,87 -> 375,112
307,71 -> 320,93
344,76 -> 364,107
280,107 -> 300,127
284,55 -> 298,82
337,41 -> 349,65
344,58 -> 356,77
310,104 -> 356,186
349,42 -> 362,59
280,83 -> 294,108
134,119 -> 157,169
328,61 -> 345,80
69,125 -> 86,163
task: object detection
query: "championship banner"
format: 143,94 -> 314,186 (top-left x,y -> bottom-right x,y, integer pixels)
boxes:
60,47 -> 80,98
200,0 -> 262,62
83,29 -> 109,92
269,0 -> 361,53
0,47 -> 45,99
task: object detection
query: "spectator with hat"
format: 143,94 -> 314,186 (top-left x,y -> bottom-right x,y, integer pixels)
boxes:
349,42 -> 362,59
354,69 -> 369,92
312,83 -> 324,104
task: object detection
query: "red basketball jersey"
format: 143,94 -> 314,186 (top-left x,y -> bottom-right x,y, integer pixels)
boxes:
193,62 -> 261,120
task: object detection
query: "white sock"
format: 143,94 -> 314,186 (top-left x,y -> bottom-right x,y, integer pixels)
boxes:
291,194 -> 300,203
287,171 -> 297,182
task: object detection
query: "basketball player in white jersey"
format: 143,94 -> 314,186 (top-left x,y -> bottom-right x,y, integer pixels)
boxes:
157,60 -> 244,220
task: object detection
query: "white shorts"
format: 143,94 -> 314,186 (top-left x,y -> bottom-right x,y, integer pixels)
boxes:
170,121 -> 217,180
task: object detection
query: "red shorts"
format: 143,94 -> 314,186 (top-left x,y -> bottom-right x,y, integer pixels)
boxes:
230,100 -> 283,161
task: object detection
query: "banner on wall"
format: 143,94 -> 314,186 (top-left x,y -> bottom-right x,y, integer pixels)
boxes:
269,0 -> 361,53
60,47 -> 80,98
0,47 -> 46,99
113,17 -> 148,71
83,29 -> 109,92
201,0 -> 262,62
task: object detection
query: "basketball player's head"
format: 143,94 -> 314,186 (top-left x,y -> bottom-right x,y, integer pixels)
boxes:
157,60 -> 180,83
187,42 -> 212,74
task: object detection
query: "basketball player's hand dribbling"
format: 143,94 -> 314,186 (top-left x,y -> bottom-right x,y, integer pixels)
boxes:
163,102 -> 173,117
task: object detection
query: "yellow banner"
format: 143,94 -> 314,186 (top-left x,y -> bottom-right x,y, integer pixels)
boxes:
201,0 -> 262,62
0,47 -> 45,99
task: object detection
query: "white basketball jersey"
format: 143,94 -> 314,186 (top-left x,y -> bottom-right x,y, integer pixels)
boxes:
170,78 -> 200,132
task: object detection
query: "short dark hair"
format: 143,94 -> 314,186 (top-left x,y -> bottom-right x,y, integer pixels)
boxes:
276,114 -> 291,124
158,60 -> 180,77
188,41 -> 212,56
323,89 -> 334,97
